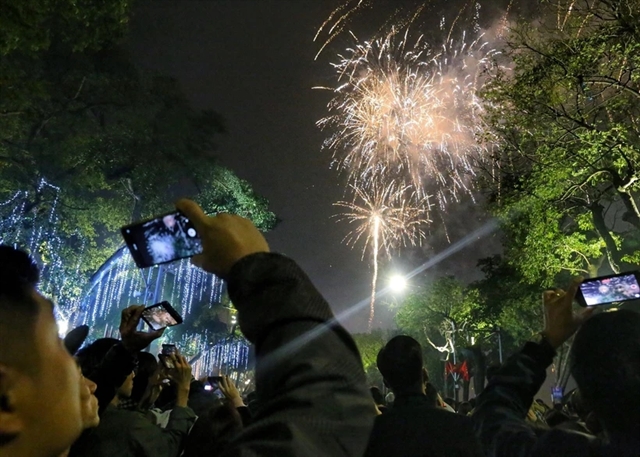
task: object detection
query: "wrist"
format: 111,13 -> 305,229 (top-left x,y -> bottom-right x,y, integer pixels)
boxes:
230,396 -> 245,408
176,387 -> 190,407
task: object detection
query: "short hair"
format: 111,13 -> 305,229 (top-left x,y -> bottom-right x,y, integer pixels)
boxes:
377,336 -> 424,392
570,310 -> 640,433
0,245 -> 42,373
130,352 -> 158,404
76,338 -> 120,378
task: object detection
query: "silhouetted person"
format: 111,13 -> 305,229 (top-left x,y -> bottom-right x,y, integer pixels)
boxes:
364,336 -> 483,457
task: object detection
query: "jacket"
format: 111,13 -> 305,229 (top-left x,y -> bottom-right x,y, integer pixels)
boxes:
70,405 -> 196,457
364,394 -> 483,457
473,340 -> 640,457
220,252 -> 375,456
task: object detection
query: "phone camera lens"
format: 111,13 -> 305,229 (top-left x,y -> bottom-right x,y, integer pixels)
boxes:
187,228 -> 196,237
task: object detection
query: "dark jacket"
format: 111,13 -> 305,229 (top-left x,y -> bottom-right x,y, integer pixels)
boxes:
71,405 -> 196,457
219,252 -> 375,456
473,340 -> 640,457
364,394 -> 483,457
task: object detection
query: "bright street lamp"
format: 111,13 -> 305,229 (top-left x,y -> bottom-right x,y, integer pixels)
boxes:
389,274 -> 408,293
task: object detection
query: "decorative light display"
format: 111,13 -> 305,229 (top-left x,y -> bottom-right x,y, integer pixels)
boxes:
0,180 -> 251,378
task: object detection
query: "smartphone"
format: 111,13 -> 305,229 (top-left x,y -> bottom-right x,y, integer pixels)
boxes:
121,211 -> 202,268
141,301 -> 183,331
159,354 -> 175,370
207,376 -> 224,398
552,386 -> 563,404
161,344 -> 176,356
576,272 -> 640,307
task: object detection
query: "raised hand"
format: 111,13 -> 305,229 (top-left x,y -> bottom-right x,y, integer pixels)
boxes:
175,199 -> 270,278
119,305 -> 164,353
542,278 -> 594,349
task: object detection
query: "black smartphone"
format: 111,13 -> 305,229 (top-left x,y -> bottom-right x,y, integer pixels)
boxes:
576,271 -> 640,307
121,210 -> 202,268
141,301 -> 183,331
161,344 -> 176,356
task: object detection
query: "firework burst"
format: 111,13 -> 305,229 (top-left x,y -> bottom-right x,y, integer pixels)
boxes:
335,181 -> 430,329
318,28 -> 498,209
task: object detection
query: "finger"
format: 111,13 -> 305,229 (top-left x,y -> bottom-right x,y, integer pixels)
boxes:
176,199 -> 208,231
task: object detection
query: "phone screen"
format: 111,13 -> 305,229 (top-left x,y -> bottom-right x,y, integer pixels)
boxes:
142,303 -> 181,331
162,344 -> 176,356
552,386 -> 563,404
121,211 -> 202,268
159,354 -> 175,370
578,273 -> 640,306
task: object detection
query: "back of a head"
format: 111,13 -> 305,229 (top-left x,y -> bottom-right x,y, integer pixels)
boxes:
570,310 -> 640,434
377,335 -> 423,392
76,338 -> 120,377
130,352 -> 158,404
182,400 -> 243,457
0,245 -> 40,371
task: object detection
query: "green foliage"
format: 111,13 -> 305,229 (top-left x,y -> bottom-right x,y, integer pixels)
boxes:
480,0 -> 640,283
0,1 -> 276,308
0,0 -> 130,55
351,330 -> 387,386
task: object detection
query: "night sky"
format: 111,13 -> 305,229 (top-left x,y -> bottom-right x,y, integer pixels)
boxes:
128,0 -> 499,333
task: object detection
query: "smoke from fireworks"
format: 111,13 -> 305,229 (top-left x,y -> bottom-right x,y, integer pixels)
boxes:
335,182 -> 430,328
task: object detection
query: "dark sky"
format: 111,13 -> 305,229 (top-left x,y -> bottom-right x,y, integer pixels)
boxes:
128,0 -> 499,333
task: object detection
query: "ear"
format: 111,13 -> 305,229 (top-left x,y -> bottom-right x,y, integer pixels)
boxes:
0,365 -> 25,438
422,367 -> 429,383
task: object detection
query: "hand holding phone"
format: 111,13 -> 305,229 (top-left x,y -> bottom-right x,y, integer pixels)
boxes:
175,199 -> 270,278
141,301 -> 183,331
121,211 -> 202,268
119,305 -> 165,353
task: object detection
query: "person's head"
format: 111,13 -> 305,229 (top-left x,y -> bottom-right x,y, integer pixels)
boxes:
129,352 -> 158,405
182,399 -> 243,457
377,336 -> 428,395
0,245 -> 85,457
77,338 -> 135,400
570,310 -> 640,435
79,372 -> 99,429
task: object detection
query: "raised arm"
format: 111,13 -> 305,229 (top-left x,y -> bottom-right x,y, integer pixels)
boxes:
177,200 -> 375,457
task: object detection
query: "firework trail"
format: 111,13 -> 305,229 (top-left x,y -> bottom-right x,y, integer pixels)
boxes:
335,182 -> 430,329
317,28 -> 498,210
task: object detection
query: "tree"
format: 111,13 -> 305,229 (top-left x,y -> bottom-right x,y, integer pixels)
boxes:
481,0 -> 640,284
0,2 -> 276,309
395,276 -> 492,398
351,330 -> 387,386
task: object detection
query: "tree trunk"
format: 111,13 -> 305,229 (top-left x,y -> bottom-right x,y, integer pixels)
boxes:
589,202 -> 623,273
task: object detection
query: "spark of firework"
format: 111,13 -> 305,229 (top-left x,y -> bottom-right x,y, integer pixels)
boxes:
317,28 -> 499,209
335,181 -> 431,329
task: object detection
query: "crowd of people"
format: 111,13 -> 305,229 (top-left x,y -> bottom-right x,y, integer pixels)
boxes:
2,198 -> 640,457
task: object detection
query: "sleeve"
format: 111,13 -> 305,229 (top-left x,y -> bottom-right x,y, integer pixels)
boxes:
472,341 -> 555,457
86,343 -> 136,414
132,406 -> 197,457
221,253 -> 375,457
